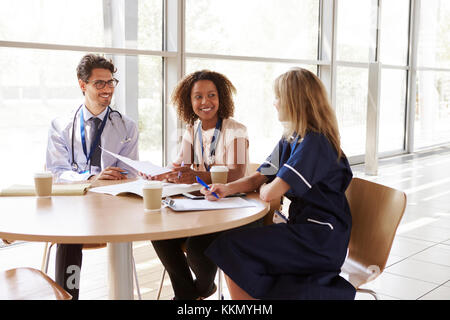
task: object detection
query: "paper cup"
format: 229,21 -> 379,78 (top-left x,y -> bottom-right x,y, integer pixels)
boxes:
210,166 -> 229,184
142,181 -> 163,212
34,172 -> 53,198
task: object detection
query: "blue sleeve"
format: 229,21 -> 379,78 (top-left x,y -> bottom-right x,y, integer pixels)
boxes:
277,133 -> 336,198
256,139 -> 284,183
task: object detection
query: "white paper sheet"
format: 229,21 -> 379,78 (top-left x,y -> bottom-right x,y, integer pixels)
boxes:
163,197 -> 257,211
89,179 -> 201,198
101,147 -> 172,176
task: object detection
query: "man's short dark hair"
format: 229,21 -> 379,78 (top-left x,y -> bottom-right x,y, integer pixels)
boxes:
76,54 -> 116,82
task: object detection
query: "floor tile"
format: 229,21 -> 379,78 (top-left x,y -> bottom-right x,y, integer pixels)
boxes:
389,236 -> 435,258
419,285 -> 450,300
397,225 -> 450,243
385,258 -> 450,284
411,244 -> 450,267
386,253 -> 406,267
359,272 -> 437,300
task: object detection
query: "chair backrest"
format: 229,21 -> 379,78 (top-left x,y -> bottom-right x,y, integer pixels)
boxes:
246,163 -> 260,177
345,177 -> 407,275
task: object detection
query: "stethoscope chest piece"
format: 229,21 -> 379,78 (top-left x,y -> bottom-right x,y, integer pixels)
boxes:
71,163 -> 79,171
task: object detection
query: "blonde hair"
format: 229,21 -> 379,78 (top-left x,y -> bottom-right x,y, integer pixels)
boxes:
274,67 -> 342,159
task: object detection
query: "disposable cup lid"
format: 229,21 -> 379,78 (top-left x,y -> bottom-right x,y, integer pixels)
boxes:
143,181 -> 163,189
34,172 -> 53,178
210,166 -> 229,172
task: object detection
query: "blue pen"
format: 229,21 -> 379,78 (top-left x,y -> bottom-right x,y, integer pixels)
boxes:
178,161 -> 184,179
120,171 -> 128,175
195,176 -> 219,199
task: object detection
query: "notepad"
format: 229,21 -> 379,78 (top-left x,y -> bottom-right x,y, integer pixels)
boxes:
0,183 -> 91,196
162,197 -> 257,211
89,179 -> 202,198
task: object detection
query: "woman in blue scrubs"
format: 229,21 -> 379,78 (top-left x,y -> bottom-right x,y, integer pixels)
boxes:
202,67 -> 356,299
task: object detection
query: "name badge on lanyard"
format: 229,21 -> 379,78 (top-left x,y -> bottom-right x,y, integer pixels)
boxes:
195,118 -> 223,172
79,107 -> 109,173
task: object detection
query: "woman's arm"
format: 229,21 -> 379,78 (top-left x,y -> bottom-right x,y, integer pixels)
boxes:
259,177 -> 290,202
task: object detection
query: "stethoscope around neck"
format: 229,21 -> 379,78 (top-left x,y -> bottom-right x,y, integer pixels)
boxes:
70,104 -> 131,172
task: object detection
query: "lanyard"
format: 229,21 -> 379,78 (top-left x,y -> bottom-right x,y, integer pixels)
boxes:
195,118 -> 223,172
79,107 -> 109,172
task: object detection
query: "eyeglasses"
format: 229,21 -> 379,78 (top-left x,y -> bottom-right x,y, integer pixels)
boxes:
86,78 -> 119,90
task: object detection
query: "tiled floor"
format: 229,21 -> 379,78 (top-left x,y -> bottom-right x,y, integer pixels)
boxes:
1,145 -> 449,300
350,145 -> 450,300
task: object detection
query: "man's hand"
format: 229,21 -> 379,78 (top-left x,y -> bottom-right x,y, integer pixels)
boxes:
91,167 -> 128,180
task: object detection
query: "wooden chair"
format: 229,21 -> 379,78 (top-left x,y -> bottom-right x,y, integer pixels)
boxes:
41,242 -> 142,300
341,177 -> 407,299
0,267 -> 72,300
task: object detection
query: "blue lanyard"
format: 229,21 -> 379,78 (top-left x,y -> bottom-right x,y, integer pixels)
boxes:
195,118 -> 223,172
79,106 -> 110,172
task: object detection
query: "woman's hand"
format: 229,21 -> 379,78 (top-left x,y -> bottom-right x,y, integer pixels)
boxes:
200,183 -> 231,201
166,163 -> 196,184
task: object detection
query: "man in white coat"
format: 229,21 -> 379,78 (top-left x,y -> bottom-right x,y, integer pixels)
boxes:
46,53 -> 139,299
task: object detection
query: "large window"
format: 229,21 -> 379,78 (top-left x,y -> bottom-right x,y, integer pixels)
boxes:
0,0 -> 163,51
415,0 -> 450,149
336,0 -> 410,157
0,0 -> 164,185
185,0 -> 320,164
186,0 -> 319,60
1,0 -> 450,185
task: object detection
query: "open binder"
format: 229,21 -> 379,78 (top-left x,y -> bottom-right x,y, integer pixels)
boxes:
89,179 -> 202,198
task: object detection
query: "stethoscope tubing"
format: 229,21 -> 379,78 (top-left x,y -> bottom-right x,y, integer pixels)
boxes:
70,104 -> 125,171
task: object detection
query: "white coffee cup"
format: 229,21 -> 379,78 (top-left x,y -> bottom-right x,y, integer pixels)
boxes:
210,166 -> 229,184
142,181 -> 163,212
34,172 -> 53,198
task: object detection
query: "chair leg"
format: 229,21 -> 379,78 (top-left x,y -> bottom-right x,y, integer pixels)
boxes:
357,288 -> 379,300
43,243 -> 56,274
156,268 -> 166,300
41,242 -> 49,272
132,256 -> 142,300
218,268 -> 224,300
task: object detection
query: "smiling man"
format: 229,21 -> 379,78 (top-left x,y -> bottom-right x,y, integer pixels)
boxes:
45,53 -> 139,299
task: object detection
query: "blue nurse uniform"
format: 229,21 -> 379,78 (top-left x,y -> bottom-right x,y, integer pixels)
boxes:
205,132 -> 356,299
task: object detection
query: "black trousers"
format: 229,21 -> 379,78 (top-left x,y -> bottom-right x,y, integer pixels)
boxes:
55,244 -> 83,300
152,232 -> 222,300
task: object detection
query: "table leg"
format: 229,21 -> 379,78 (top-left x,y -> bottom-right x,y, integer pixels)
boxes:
107,242 -> 134,300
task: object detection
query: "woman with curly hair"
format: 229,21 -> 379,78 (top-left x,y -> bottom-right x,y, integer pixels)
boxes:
147,70 -> 251,300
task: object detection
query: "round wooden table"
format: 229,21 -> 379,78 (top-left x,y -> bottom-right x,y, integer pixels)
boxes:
0,181 -> 269,299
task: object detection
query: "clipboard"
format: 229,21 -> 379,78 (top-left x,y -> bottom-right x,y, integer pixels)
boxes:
162,196 -> 257,212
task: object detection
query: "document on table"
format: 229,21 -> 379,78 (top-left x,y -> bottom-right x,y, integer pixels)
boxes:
162,197 -> 258,212
89,179 -> 202,198
101,147 -> 172,176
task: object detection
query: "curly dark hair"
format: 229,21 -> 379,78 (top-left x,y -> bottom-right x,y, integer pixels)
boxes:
171,70 -> 236,125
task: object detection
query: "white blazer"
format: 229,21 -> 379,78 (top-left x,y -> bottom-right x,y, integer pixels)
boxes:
46,104 -> 139,182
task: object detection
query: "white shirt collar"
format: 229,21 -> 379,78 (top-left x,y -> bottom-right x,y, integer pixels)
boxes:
82,104 -> 108,122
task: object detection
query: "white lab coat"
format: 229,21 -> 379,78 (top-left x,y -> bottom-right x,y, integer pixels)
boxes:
46,104 -> 139,182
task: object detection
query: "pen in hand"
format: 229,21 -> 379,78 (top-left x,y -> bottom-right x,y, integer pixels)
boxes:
195,176 -> 219,199
178,161 -> 184,179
